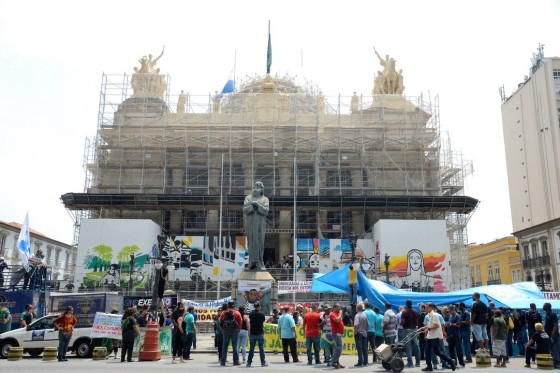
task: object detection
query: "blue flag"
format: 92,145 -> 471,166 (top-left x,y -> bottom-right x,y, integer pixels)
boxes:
216,79 -> 235,99
221,79 -> 235,95
17,212 -> 31,268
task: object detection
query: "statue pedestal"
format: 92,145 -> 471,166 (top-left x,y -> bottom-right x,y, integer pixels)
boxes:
232,270 -> 277,316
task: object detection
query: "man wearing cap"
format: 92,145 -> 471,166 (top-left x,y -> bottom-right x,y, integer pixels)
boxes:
419,303 -> 456,372
0,306 -> 12,334
278,305 -> 299,363
320,304 -> 334,366
220,301 -> 242,366
303,304 -> 322,365
247,301 -> 267,367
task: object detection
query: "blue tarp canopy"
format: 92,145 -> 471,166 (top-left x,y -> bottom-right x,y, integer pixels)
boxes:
311,265 -> 560,310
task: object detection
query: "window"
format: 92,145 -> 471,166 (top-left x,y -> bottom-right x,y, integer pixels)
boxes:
494,261 -> 500,280
184,168 -> 208,195
511,269 -> 521,284
531,242 -> 538,258
326,170 -> 352,196
476,265 -> 481,283
487,263 -> 493,280
541,240 -> 549,257
524,245 -> 529,259
470,267 -> 475,287
181,210 -> 207,231
553,69 -> 560,79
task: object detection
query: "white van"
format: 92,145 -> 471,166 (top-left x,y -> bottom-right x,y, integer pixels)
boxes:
0,314 -> 93,359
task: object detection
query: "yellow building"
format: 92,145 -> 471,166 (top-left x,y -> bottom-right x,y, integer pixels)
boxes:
468,236 -> 521,287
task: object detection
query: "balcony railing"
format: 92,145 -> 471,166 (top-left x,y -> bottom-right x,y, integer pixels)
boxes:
522,255 -> 551,269
487,279 -> 502,285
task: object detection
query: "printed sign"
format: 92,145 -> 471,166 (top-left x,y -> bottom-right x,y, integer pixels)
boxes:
124,296 -> 174,308
263,323 -> 357,355
91,312 -> 123,339
32,330 -> 45,341
278,281 -> 312,294
132,326 -> 172,357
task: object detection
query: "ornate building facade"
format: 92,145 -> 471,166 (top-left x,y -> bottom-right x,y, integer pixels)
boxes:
62,49 -> 477,289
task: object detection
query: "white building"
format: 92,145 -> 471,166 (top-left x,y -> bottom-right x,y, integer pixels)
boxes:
501,45 -> 560,291
0,220 -> 76,282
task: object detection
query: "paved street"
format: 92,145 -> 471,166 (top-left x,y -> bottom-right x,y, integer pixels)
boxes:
0,334 -> 538,372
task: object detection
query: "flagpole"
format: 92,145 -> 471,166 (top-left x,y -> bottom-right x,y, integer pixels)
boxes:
292,157 -> 297,303
233,50 -> 236,89
217,154 -> 224,300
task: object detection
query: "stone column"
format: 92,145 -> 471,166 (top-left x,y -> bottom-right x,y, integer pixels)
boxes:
351,169 -> 364,234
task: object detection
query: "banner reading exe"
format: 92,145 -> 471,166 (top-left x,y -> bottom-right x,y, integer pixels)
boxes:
278,281 -> 312,294
263,323 -> 357,355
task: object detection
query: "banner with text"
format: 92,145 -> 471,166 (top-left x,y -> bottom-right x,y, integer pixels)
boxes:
278,281 -> 312,294
262,323 -> 357,355
132,326 -> 172,357
91,312 -> 123,340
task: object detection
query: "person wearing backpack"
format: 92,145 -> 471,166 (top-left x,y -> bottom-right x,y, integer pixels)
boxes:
526,303 -> 542,338
120,308 -> 140,363
219,301 -> 242,366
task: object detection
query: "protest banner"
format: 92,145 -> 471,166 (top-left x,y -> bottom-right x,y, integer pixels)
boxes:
278,281 -> 312,294
262,323 -> 357,355
91,312 -> 123,339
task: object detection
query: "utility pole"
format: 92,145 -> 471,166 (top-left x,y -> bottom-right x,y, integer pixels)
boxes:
128,254 -> 135,294
349,232 -> 358,261
384,254 -> 391,284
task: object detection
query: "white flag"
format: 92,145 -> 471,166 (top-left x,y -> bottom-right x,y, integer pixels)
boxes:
17,212 -> 31,268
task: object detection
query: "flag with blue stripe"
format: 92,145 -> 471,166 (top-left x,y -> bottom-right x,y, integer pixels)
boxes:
17,212 -> 31,268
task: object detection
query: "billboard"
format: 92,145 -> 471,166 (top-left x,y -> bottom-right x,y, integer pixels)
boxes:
373,220 -> 451,292
294,238 -> 375,280
76,219 -> 161,289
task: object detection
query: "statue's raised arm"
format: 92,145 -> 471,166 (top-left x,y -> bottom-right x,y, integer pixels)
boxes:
153,45 -> 165,66
373,46 -> 384,65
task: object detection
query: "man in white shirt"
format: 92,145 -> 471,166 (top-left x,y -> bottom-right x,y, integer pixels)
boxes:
419,303 -> 456,372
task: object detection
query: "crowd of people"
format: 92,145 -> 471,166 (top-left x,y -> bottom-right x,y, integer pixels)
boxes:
203,292 -> 560,370
2,293 -> 559,369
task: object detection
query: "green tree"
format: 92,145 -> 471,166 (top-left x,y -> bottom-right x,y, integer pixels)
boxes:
117,245 -> 140,270
92,245 -> 113,272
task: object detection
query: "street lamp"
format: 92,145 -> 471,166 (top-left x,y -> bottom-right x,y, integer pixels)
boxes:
537,269 -> 551,292
150,233 -> 167,310
349,232 -> 358,262
384,253 -> 391,284
128,254 -> 135,293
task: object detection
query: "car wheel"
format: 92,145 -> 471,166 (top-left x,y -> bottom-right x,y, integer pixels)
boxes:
27,348 -> 44,358
74,339 -> 92,358
0,340 -> 18,359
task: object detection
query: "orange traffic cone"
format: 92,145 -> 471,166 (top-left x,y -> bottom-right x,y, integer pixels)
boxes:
139,322 -> 161,361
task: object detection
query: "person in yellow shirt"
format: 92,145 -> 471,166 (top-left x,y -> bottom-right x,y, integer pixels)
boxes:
348,264 -> 358,305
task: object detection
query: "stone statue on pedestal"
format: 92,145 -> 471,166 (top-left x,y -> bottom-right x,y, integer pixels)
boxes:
131,46 -> 167,99
373,47 -> 405,95
243,181 -> 269,270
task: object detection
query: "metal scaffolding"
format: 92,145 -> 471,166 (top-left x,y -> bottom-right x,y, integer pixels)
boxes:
66,72 -> 477,289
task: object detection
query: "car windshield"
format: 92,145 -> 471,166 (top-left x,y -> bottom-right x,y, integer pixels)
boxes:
28,316 -> 56,330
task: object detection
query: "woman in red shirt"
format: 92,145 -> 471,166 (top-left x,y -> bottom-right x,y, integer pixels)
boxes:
54,306 -> 77,362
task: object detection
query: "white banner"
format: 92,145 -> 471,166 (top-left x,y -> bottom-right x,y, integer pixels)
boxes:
238,280 -> 272,292
90,312 -> 123,340
182,297 -> 232,308
278,281 -> 312,294
543,292 -> 560,300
